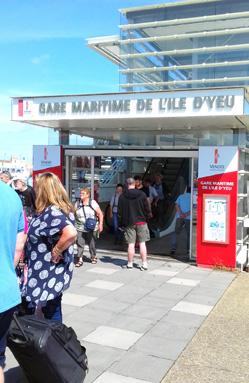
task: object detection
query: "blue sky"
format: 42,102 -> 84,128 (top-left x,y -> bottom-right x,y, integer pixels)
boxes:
0,0 -> 177,160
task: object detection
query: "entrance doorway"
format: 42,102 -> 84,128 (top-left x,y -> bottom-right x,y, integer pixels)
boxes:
64,149 -> 198,261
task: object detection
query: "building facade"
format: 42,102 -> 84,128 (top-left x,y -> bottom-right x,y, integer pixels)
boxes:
11,0 -> 249,267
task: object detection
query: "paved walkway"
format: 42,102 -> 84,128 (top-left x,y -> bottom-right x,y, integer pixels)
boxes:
162,271 -> 249,383
4,253 -> 236,383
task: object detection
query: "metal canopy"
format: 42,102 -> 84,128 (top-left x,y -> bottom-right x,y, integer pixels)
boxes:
17,115 -> 249,138
11,87 -> 249,140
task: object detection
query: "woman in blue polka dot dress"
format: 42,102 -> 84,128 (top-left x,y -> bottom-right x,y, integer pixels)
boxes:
21,172 -> 77,322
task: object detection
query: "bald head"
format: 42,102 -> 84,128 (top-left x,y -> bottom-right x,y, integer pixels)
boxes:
126,177 -> 135,189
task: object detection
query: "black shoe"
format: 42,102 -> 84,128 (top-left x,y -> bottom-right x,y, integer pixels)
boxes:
170,250 -> 176,255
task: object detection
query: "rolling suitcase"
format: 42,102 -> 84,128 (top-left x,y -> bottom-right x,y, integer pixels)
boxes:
7,314 -> 88,383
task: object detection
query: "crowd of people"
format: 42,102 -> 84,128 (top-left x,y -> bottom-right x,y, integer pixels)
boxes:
0,169 -> 190,383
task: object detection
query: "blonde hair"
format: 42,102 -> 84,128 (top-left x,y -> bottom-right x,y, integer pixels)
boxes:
80,187 -> 90,196
35,172 -> 74,215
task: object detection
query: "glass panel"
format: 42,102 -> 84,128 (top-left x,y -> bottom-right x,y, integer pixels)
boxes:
120,0 -> 249,91
69,129 -> 239,149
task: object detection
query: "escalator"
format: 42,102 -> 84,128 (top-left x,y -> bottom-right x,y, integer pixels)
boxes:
144,157 -> 189,238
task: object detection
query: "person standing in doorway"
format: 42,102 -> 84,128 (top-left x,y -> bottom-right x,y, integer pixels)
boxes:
109,183 -> 123,244
75,187 -> 103,266
0,181 -> 25,383
170,186 -> 191,256
118,178 -> 150,270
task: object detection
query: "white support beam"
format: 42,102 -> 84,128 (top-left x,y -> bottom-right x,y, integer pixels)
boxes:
119,27 -> 249,46
120,59 -> 249,74
119,10 -> 249,30
120,75 -> 249,88
120,43 -> 249,59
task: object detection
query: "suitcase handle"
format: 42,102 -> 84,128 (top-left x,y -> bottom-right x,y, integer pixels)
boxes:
12,313 -> 29,343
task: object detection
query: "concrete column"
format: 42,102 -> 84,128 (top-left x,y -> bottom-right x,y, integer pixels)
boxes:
59,130 -> 70,145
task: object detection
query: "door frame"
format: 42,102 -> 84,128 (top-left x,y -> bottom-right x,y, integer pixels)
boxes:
64,148 -> 198,261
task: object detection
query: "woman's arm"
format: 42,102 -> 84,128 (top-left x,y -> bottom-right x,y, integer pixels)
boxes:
14,232 -> 26,267
52,225 -> 77,263
95,206 -> 104,233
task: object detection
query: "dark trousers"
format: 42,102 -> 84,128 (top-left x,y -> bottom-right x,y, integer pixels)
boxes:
77,230 -> 96,258
171,218 -> 190,252
0,307 -> 16,367
21,294 -> 62,323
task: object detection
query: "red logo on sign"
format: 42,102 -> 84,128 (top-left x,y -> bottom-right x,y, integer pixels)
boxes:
18,100 -> 23,116
44,147 -> 48,160
214,148 -> 219,164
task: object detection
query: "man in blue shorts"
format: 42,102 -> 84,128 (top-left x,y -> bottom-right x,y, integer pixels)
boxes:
0,181 -> 25,383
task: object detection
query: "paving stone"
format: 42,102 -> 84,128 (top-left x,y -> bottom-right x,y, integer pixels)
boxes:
162,262 -> 188,271
72,285 -> 111,298
183,292 -> 224,306
129,275 -> 166,290
108,313 -> 154,333
87,297 -> 130,313
148,320 -> 198,341
85,343 -> 125,371
66,306 -> 115,325
62,292 -> 97,307
86,279 -> 123,291
93,371 -> 152,383
62,303 -> 80,317
110,350 -> 173,383
167,277 -> 200,287
132,334 -> 188,360
86,267 -> 118,275
172,301 -> 213,316
123,302 -> 169,322
161,310 -> 206,327
64,319 -> 97,339
149,283 -> 193,300
148,269 -> 179,277
108,285 -> 151,304
84,326 -> 143,350
137,296 -> 177,310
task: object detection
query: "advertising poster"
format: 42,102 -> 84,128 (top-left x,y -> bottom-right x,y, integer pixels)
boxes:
197,146 -> 238,268
203,195 -> 229,244
33,145 -> 63,182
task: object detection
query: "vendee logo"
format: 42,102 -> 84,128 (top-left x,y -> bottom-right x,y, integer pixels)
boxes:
209,148 -> 224,171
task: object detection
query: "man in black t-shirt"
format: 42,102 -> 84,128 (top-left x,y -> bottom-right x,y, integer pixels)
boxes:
13,177 -> 36,220
118,178 -> 150,270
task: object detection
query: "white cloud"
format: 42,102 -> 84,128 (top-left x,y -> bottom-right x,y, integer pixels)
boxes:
31,54 -> 50,65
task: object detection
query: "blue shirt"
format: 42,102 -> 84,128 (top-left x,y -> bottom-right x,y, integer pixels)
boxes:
0,182 -> 24,313
176,192 -> 191,220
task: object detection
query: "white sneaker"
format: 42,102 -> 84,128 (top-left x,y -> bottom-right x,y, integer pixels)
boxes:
127,262 -> 133,269
140,262 -> 148,271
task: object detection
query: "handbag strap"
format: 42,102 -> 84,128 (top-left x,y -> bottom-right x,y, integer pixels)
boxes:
81,200 -> 96,219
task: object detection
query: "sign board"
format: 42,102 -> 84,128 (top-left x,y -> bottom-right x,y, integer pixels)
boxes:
12,88 -> 244,121
33,145 -> 63,182
203,194 -> 229,244
197,146 -> 238,268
